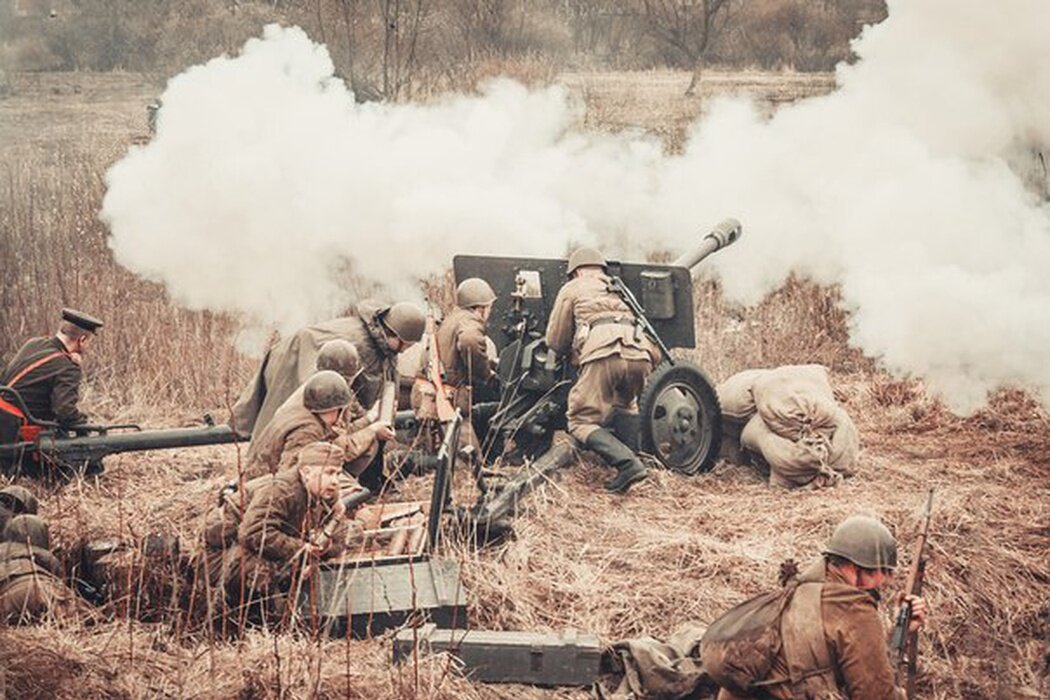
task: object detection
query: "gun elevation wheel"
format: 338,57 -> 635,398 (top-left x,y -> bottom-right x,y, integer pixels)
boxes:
638,361 -> 721,475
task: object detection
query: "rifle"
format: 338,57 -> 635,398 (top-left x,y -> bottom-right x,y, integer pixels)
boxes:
278,486 -> 375,587
891,488 -> 935,699
606,276 -> 675,365
423,305 -> 457,424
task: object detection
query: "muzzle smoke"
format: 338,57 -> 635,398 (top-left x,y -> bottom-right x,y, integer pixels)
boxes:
102,1 -> 1050,411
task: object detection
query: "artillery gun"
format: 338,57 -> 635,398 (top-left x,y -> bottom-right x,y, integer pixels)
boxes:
452,219 -> 742,536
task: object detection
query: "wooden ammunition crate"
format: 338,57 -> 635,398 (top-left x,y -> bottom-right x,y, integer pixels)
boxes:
393,624 -> 602,686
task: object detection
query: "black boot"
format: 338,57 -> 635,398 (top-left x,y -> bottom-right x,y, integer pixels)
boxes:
584,428 -> 648,493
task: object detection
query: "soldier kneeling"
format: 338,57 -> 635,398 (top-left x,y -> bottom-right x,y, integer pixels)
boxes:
222,442 -> 355,628
0,514 -> 95,624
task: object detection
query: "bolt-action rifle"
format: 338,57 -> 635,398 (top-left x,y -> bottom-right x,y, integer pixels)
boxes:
891,488 -> 935,699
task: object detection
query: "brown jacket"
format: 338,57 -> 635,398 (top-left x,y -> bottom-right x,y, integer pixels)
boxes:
436,307 -> 494,389
240,385 -> 377,480
231,300 -> 396,436
718,560 -> 903,700
1,336 -> 87,425
545,274 -> 656,367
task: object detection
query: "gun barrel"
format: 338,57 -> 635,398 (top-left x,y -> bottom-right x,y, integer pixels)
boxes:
673,218 -> 742,270
14,424 -> 247,461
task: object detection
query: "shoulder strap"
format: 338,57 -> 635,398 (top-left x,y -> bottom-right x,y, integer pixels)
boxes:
7,351 -> 69,388
780,582 -> 840,698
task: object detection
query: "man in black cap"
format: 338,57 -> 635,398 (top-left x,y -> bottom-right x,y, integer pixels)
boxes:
1,308 -> 103,432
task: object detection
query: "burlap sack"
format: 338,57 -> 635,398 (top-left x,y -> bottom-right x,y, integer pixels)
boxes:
751,365 -> 838,441
717,369 -> 770,422
741,414 -> 831,488
827,407 -> 859,476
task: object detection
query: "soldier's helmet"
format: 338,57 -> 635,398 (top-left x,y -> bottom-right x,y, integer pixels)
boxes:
822,515 -> 897,570
566,247 -> 607,275
297,441 -> 346,471
382,302 -> 426,343
316,339 -> 362,383
303,371 -> 353,413
0,485 -> 39,515
4,514 -> 50,549
456,278 -> 497,308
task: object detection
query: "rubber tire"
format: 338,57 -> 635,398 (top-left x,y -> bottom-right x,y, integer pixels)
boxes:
637,361 -> 722,475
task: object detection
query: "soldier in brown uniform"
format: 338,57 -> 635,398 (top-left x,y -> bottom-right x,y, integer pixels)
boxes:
240,370 -> 393,481
713,515 -> 928,700
1,309 -> 103,443
545,248 -> 659,492
224,442 -> 351,626
231,300 -> 426,437
434,278 -> 500,414
0,514 -> 94,624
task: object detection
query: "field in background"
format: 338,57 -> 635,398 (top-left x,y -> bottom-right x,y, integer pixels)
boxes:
0,71 -> 1047,699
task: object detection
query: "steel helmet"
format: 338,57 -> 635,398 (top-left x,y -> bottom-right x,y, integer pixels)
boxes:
316,339 -> 362,383
0,485 -> 39,515
303,371 -> 353,413
382,302 -> 426,343
566,247 -> 606,275
822,515 -> 898,570
456,278 -> 497,308
4,514 -> 50,549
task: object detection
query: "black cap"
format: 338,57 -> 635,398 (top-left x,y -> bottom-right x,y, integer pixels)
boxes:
61,308 -> 104,333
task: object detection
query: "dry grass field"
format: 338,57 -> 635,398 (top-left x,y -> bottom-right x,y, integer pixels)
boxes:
0,71 -> 1047,699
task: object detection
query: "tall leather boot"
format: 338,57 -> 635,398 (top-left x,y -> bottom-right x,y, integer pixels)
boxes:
584,428 -> 648,493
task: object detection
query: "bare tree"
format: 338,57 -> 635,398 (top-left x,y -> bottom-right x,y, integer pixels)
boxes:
641,0 -> 733,95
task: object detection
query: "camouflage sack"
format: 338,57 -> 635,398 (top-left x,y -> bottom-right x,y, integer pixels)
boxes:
717,369 -> 770,422
751,365 -> 838,441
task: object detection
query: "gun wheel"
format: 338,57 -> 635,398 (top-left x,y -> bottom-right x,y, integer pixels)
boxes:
638,361 -> 721,475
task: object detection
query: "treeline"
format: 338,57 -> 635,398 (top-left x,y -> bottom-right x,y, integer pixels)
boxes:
2,1 -> 885,95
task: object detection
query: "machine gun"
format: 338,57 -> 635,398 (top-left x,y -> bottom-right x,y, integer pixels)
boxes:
0,384 -> 247,478
452,219 -> 742,537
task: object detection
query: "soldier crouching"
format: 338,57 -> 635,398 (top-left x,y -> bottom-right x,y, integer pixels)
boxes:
0,514 -> 97,624
222,442 -> 354,629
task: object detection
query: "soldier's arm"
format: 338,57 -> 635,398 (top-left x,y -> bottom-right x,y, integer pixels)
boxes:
827,594 -> 903,700
544,286 -> 575,355
51,362 -> 88,425
457,322 -> 494,382
333,425 -> 378,461
240,487 -> 305,562
273,425 -> 328,473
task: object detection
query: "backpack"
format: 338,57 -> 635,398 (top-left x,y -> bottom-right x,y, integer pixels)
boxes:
701,561 -> 836,698
700,581 -> 801,695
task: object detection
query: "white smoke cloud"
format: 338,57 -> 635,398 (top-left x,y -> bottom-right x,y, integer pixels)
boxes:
103,1 -> 1050,411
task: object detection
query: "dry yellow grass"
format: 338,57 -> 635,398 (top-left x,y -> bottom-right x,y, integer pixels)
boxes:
0,71 -> 1047,699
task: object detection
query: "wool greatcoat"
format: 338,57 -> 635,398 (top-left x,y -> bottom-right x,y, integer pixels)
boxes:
239,386 -> 377,481
717,559 -> 905,700
1,336 -> 87,426
231,300 -> 396,438
545,274 -> 658,442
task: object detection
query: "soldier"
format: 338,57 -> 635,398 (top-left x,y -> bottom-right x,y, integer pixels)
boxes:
239,370 -> 392,481
0,514 -> 93,624
545,248 -> 658,493
0,308 -> 103,440
433,278 -> 500,414
0,485 -> 39,535
231,300 -> 426,437
711,515 -> 928,699
224,442 -> 352,626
